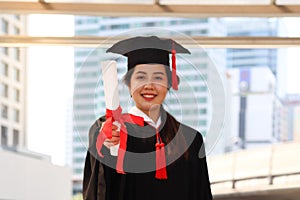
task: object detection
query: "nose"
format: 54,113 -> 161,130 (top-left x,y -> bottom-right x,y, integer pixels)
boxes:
143,81 -> 154,90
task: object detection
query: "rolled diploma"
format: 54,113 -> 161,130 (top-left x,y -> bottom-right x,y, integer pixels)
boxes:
101,60 -> 120,156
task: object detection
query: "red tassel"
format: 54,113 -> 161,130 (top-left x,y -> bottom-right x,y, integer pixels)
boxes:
155,142 -> 167,179
116,148 -> 126,174
171,42 -> 178,90
116,125 -> 127,174
116,114 -> 144,174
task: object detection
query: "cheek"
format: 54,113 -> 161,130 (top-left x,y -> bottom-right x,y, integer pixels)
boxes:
130,78 -> 151,94
157,85 -> 168,96
129,81 -> 142,95
159,81 -> 169,89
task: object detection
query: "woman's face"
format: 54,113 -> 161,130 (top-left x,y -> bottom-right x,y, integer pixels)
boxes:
129,64 -> 168,114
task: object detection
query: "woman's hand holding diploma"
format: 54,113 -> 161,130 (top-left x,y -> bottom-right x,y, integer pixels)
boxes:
103,121 -> 120,148
100,60 -> 121,156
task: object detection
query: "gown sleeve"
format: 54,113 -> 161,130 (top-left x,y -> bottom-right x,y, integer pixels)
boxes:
82,117 -> 107,200
190,131 -> 213,200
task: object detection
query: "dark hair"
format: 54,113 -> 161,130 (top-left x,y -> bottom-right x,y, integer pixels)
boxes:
122,65 -> 179,89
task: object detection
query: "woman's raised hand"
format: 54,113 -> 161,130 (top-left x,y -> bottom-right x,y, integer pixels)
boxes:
103,122 -> 120,148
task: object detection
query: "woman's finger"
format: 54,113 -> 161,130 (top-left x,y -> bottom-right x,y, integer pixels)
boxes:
103,137 -> 120,148
107,137 -> 119,142
111,124 -> 118,130
112,130 -> 120,137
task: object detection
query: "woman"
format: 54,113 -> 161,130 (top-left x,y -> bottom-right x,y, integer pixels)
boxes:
83,36 -> 213,200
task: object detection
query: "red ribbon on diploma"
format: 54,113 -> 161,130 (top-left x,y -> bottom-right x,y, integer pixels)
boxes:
96,106 -> 144,174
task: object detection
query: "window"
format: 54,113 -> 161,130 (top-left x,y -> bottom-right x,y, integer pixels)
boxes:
199,120 -> 207,126
145,22 -> 155,27
199,86 -> 207,92
110,24 -> 129,29
0,61 -> 9,77
73,157 -> 85,163
13,129 -> 19,146
200,29 -> 208,34
13,26 -> 20,35
1,126 -> 8,146
12,48 -> 21,61
13,88 -> 20,102
13,109 -> 20,123
4,47 -> 8,55
202,74 -> 208,80
0,83 -> 8,98
13,68 -> 20,81
74,168 -> 83,174
0,47 -> 9,55
198,63 -> 207,69
74,146 -> 86,153
1,104 -> 8,119
1,19 -> 8,34
199,97 -> 207,103
200,108 -> 207,114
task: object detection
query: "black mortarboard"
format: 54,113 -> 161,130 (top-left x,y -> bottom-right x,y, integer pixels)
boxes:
106,36 -> 190,90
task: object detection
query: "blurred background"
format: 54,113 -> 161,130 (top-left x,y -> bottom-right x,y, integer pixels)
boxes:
0,0 -> 300,200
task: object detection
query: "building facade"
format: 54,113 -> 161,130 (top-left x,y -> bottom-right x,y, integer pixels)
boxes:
0,148 -> 72,200
226,67 -> 281,150
226,18 -> 278,72
224,18 -> 286,151
0,14 -> 27,149
0,14 -> 73,200
225,18 -> 287,97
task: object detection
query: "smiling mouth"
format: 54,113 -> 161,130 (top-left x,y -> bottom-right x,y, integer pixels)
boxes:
141,94 -> 157,100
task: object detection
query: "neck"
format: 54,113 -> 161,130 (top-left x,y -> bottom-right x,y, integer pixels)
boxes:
143,105 -> 161,123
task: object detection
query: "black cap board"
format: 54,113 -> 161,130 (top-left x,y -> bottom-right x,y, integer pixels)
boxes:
106,36 -> 190,90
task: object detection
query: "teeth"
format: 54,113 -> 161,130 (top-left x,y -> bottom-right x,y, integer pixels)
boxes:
143,94 -> 155,98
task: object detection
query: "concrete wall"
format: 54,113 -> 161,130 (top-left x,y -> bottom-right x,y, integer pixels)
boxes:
0,149 -> 72,200
208,142 -> 300,193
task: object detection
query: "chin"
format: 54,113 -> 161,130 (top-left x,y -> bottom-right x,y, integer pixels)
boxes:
139,103 -> 161,112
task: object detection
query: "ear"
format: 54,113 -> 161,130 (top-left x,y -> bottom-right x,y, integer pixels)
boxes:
176,75 -> 180,86
128,85 -> 132,97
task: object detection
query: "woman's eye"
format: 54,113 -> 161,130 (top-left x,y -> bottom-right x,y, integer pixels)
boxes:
154,76 -> 163,80
136,76 -> 145,80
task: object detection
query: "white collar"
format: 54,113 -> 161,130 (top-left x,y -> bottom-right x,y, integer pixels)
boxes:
128,106 -> 161,129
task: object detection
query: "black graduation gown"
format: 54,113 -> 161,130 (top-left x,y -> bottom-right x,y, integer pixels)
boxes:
83,109 -> 213,200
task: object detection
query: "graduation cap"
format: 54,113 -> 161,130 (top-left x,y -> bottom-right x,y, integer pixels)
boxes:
106,36 -> 190,90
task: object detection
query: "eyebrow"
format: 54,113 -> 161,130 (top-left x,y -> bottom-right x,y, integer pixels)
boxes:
135,71 -> 146,75
153,72 -> 166,75
135,71 -> 166,75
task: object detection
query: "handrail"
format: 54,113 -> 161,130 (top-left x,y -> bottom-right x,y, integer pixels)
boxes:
211,172 -> 300,189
